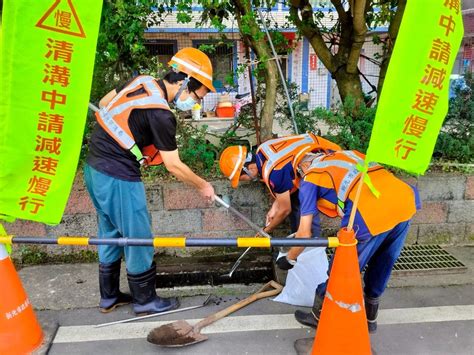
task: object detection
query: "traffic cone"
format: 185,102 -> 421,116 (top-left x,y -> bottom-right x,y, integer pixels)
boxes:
311,228 -> 371,355
0,229 -> 43,353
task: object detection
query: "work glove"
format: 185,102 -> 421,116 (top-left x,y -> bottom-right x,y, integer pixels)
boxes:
276,251 -> 296,270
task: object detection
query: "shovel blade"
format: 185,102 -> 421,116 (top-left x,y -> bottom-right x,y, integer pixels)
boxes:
147,320 -> 208,348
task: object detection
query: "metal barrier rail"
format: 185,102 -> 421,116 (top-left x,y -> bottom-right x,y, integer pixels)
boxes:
0,236 -> 339,248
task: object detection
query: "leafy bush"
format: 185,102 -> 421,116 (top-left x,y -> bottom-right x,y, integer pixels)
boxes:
275,81 -> 319,134
277,77 -> 472,167
313,97 -> 376,152
276,89 -> 376,152
175,122 -> 219,175
142,120 -> 221,180
433,72 -> 473,164
91,0 -> 163,102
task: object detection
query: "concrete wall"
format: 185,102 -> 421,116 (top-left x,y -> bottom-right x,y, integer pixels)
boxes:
3,173 -> 473,257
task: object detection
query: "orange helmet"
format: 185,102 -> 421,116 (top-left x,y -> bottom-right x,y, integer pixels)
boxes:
219,146 -> 247,188
169,48 -> 216,92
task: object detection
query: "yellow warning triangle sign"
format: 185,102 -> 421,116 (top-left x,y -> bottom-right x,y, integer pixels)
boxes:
36,0 -> 86,38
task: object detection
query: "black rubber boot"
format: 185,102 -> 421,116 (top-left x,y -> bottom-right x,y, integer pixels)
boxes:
99,259 -> 132,313
127,263 -> 179,315
294,292 -> 324,329
365,295 -> 380,333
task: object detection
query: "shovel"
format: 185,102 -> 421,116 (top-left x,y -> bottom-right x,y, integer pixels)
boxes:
147,280 -> 283,347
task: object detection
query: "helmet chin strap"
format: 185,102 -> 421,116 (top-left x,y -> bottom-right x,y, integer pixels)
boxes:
242,152 -> 259,181
173,76 -> 191,106
242,166 -> 258,181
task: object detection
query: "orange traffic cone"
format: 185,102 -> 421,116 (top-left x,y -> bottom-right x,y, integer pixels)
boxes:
0,241 -> 44,353
311,228 -> 371,355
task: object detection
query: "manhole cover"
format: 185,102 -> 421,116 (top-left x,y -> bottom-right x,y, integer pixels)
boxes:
328,244 -> 466,276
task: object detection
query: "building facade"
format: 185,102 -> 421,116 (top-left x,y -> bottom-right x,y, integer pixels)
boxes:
145,2 -> 472,115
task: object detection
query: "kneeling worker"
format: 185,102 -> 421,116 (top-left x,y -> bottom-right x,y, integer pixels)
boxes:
276,149 -> 420,333
219,133 -> 341,238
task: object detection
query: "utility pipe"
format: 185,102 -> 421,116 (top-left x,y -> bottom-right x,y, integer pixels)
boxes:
256,7 -> 299,134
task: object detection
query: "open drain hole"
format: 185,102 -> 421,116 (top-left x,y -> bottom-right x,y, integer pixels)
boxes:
154,250 -> 273,288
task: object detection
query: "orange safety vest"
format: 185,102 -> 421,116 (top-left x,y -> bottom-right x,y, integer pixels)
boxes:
256,133 -> 341,197
303,150 -> 417,236
95,75 -> 171,166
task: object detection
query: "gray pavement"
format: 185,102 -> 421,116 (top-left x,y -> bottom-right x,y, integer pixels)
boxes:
14,246 -> 474,354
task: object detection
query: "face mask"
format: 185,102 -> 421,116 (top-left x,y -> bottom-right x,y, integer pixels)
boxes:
175,95 -> 197,111
173,76 -> 195,111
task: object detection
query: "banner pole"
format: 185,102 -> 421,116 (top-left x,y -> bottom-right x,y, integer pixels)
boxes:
347,169 -> 366,232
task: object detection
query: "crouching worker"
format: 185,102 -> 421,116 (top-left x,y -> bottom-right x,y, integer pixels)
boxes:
276,150 -> 420,333
84,48 -> 216,314
219,133 -> 341,239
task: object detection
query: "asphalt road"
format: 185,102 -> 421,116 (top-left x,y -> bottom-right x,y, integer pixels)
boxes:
37,284 -> 474,355
17,246 -> 473,354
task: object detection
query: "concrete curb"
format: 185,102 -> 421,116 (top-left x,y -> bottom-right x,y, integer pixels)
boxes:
18,246 -> 474,312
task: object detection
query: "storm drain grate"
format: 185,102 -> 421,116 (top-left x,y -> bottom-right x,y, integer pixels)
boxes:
327,244 -> 466,275
392,244 -> 466,275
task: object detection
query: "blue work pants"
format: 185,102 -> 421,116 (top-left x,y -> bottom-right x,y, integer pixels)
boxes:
316,220 -> 411,299
83,164 -> 154,274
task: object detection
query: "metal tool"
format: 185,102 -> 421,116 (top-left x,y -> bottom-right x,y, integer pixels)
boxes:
278,232 -> 296,253
214,195 -> 271,277
88,102 -> 99,112
214,195 -> 271,238
147,281 -> 283,348
94,295 -> 212,328
222,232 -> 296,278
222,246 -> 252,278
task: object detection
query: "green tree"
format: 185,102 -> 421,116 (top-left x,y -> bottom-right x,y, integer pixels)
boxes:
91,0 -> 161,102
91,1 -> 406,140
287,0 -> 407,104
158,0 -> 280,141
433,72 -> 474,164
164,1 -> 407,137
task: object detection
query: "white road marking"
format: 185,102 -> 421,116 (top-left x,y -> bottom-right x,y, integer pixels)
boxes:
53,305 -> 474,344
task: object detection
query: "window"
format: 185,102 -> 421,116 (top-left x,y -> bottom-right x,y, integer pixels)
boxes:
276,48 -> 288,80
274,36 -> 293,80
145,40 -> 177,70
193,40 -> 234,91
276,52 -> 288,80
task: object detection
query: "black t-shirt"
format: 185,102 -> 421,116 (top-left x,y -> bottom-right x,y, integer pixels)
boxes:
86,80 -> 177,181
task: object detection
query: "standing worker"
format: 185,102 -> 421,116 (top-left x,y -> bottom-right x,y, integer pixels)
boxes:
84,48 -> 216,315
275,149 -> 420,333
219,133 -> 341,238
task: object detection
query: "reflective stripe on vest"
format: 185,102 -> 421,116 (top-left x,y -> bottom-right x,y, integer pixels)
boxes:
306,151 -> 381,216
96,75 -> 170,163
257,133 -> 319,195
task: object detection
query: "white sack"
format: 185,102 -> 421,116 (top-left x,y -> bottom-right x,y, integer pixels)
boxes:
273,247 -> 329,307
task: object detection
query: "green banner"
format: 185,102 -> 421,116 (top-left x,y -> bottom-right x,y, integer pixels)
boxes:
366,0 -> 464,174
0,0 -> 102,224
